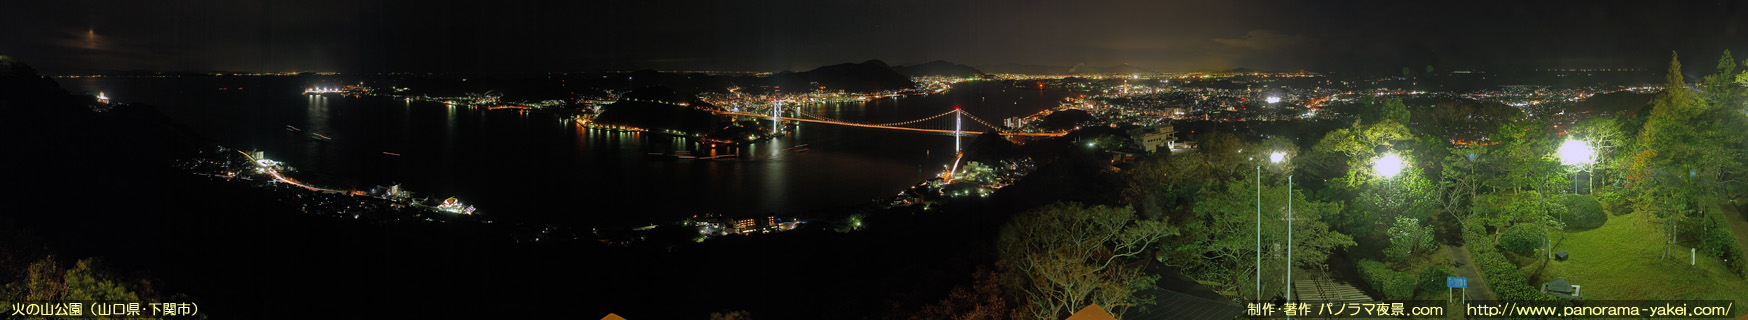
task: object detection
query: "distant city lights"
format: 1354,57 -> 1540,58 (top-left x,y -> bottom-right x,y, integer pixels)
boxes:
437,197 -> 477,215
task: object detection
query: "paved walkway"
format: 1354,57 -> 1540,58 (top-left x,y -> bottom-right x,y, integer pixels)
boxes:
1445,244 -> 1498,301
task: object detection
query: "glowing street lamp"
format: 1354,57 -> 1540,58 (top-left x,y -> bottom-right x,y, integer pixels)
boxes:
1373,152 -> 1404,178
1557,139 -> 1595,166
1259,150 -> 1292,303
1270,151 -> 1293,307
1557,139 -> 1596,193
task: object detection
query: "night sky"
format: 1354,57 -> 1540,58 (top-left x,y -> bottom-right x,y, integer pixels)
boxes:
4,0 -> 1746,74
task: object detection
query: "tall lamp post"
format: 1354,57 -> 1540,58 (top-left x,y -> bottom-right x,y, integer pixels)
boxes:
1554,139 -> 1596,260
1270,152 -> 1291,306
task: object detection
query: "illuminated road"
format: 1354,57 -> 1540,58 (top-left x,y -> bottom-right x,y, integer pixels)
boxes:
237,150 -> 325,191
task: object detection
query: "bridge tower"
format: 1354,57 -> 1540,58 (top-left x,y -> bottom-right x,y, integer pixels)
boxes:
771,101 -> 782,133
954,107 -> 962,152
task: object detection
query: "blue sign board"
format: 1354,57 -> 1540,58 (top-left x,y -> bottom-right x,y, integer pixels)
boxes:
1447,277 -> 1467,288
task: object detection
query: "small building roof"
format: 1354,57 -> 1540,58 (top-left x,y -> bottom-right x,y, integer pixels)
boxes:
1545,278 -> 1573,293
1067,304 -> 1118,320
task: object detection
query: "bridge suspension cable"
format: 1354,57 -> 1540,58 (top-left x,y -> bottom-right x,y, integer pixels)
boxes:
715,107 -> 1065,137
954,110 -> 1005,132
793,109 -> 961,128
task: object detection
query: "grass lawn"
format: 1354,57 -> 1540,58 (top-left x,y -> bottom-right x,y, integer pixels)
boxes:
1516,208 -> 1748,316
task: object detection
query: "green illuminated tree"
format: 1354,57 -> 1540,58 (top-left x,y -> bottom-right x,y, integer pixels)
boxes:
1161,177 -> 1354,300
1628,51 -> 1745,224
1620,52 -> 1748,259
1381,99 -> 1411,126
1498,224 -> 1543,255
1704,50 -> 1742,106
1698,51 -> 1748,195
1384,216 -> 1435,262
1438,146 -> 1485,229
1476,117 -> 1567,195
1308,98 -> 1435,235
1122,132 -> 1255,221
1123,130 -> 1362,302
1570,115 -> 1628,188
5,256 -> 149,316
62,258 -> 141,303
1737,66 -> 1748,87
1472,191 -> 1564,234
998,202 -> 1174,319
22,256 -> 66,302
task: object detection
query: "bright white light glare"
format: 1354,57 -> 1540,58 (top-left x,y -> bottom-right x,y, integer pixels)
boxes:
1266,96 -> 1282,104
1557,139 -> 1595,166
1270,152 -> 1286,163
1373,153 -> 1404,178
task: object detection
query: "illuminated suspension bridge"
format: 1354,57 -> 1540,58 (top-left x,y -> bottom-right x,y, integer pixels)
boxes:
720,104 -> 1060,181
716,106 -> 1066,142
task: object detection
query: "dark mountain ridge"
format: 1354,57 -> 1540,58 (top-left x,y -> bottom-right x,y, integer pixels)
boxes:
765,59 -> 916,93
893,60 -> 985,77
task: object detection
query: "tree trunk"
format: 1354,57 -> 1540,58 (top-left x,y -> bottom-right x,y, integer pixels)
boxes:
1663,220 -> 1670,260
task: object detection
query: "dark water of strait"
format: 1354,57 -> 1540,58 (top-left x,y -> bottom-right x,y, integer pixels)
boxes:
64,76 -> 1074,226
